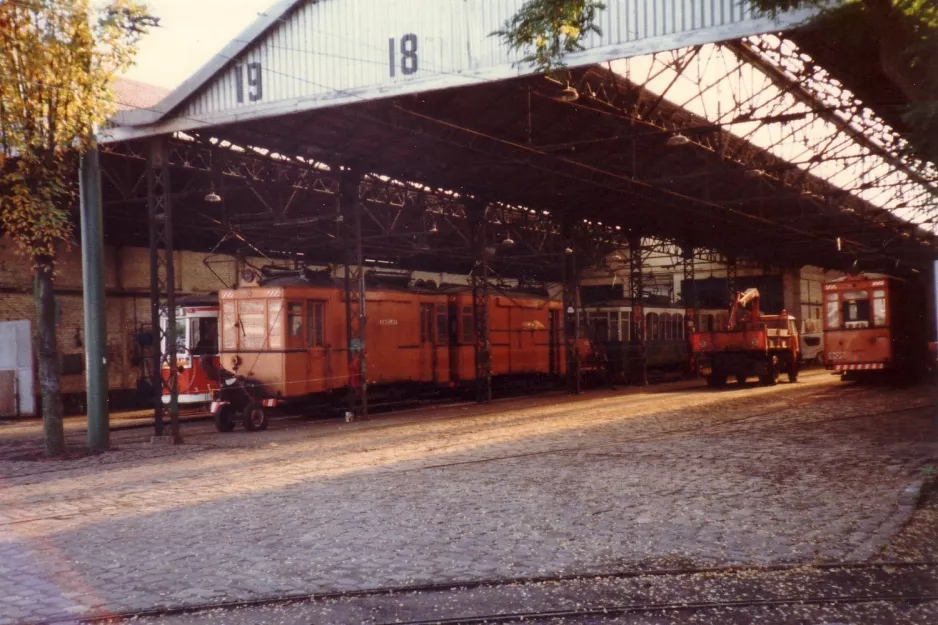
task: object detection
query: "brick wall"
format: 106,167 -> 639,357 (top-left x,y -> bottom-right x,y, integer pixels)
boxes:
0,237 -> 238,411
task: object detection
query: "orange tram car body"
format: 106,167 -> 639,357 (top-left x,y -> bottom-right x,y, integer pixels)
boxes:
210,275 -> 568,431
822,273 -> 930,380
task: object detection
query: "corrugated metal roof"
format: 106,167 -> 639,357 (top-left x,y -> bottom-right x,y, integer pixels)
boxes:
106,0 -> 817,141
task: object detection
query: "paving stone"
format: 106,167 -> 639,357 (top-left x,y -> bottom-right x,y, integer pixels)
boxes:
0,372 -> 933,623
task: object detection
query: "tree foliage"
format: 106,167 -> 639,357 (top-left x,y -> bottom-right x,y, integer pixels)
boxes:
493,0 -> 606,74
494,0 -> 938,163
0,0 -> 157,261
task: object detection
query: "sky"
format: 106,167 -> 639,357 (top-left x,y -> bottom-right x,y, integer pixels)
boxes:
123,0 -> 278,90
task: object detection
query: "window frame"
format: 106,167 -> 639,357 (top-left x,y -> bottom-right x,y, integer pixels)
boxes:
306,300 -> 325,348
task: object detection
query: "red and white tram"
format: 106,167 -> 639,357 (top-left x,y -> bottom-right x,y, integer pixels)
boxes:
160,294 -> 221,405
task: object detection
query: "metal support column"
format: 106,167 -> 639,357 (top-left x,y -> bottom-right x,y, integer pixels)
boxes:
147,136 -> 181,442
682,245 -> 698,377
341,171 -> 368,421
79,142 -> 109,451
470,202 -> 492,403
726,255 -> 738,305
628,236 -> 648,386
561,219 -> 580,394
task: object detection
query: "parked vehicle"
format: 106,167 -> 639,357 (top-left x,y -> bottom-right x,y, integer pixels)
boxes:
822,273 -> 930,380
690,288 -> 801,387
160,294 -> 220,406
209,270 -> 567,431
800,318 -> 825,365
579,302 -> 726,382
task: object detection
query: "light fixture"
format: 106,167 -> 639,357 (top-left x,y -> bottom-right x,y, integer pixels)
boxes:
743,168 -> 764,179
204,190 -> 222,203
836,237 -> 842,252
912,267 -> 921,274
900,231 -> 912,239
501,235 -> 515,247
666,133 -> 690,147
557,86 -> 579,102
564,247 -> 574,255
429,221 -> 439,234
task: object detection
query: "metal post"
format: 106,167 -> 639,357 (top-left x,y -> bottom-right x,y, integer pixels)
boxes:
561,219 -> 580,394
470,202 -> 492,403
628,235 -> 648,386
726,254 -> 738,305
147,136 -> 181,443
682,244 -> 697,377
341,171 -> 367,420
79,142 -> 109,452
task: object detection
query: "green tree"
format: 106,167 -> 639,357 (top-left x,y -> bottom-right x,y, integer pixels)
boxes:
495,0 -> 938,164
0,0 -> 156,456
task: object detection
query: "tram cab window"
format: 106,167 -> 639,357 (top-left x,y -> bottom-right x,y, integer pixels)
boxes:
191,318 -> 218,355
841,291 -> 870,329
825,292 -> 840,329
873,290 -> 887,327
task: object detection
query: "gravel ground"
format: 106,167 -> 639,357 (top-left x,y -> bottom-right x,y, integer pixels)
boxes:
1,370 -> 937,624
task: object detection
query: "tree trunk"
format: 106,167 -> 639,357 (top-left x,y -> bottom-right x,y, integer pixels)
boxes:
34,254 -> 65,457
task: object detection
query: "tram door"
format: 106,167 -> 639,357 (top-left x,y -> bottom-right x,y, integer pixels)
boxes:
447,298 -> 461,384
549,309 -> 560,375
304,300 -> 328,393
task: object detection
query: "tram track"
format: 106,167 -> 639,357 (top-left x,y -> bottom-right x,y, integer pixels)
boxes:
46,560 -> 938,625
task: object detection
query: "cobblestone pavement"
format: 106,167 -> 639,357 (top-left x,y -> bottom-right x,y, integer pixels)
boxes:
0,371 -> 936,624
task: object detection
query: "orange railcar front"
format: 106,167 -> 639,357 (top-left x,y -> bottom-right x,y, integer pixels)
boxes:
822,274 -> 928,376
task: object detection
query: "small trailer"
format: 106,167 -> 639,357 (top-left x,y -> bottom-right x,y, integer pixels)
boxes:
690,288 -> 801,387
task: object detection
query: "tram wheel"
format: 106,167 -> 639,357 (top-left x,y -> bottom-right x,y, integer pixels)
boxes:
242,402 -> 269,432
214,404 -> 236,433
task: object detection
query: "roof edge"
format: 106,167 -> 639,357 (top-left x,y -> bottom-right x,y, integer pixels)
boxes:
111,0 -> 305,128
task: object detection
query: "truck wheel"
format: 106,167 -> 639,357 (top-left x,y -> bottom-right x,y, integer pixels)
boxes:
759,359 -> 778,386
706,373 -> 727,387
242,402 -> 269,432
214,404 -> 236,433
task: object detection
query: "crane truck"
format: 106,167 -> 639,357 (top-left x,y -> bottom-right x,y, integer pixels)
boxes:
690,288 -> 801,387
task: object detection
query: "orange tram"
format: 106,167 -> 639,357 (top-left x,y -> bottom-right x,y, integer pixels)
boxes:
208,273 -> 570,431
822,273 -> 930,380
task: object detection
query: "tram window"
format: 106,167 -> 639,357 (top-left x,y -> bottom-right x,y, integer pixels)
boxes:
191,318 -> 218,355
841,291 -> 870,329
436,305 -> 448,345
239,300 -> 267,349
620,315 -> 630,342
287,302 -> 303,338
647,313 -> 659,340
675,314 -> 683,340
826,300 -> 840,329
306,301 -> 324,347
268,300 -> 284,349
661,313 -> 671,340
589,312 -> 609,341
461,306 -> 473,343
873,290 -> 886,327
222,302 -> 237,350
420,303 -> 435,344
